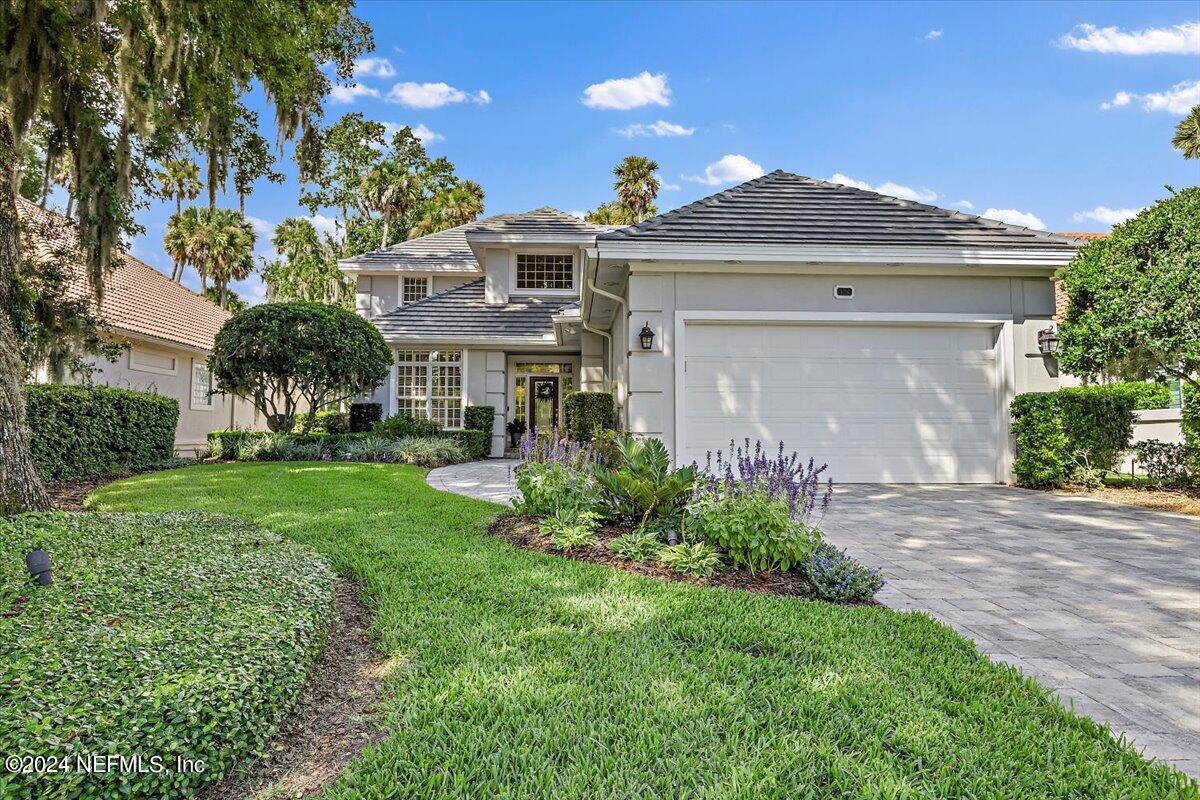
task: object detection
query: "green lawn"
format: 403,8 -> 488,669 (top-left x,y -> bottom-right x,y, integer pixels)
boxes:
92,463 -> 1195,799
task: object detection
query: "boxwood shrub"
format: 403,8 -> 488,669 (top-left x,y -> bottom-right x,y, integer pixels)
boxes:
1183,382 -> 1199,447
0,511 -> 333,799
1011,382 -> 1159,487
206,430 -> 469,467
464,405 -> 495,433
563,391 -> 616,442
445,428 -> 490,460
292,409 -> 350,433
23,384 -> 179,482
349,402 -> 383,433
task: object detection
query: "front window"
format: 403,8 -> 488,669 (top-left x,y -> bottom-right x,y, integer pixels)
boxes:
191,361 -> 213,410
516,253 -> 573,291
395,349 -> 463,428
402,276 -> 429,304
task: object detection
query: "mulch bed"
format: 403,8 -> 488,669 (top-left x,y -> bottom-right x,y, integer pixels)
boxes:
1053,485 -> 1200,517
47,463 -> 197,511
490,514 -> 878,604
201,578 -> 389,799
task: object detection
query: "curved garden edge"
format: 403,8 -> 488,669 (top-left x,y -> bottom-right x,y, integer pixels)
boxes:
488,513 -> 880,606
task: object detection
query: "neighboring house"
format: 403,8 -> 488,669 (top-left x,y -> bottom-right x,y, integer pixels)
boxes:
342,171 -> 1089,483
19,199 -> 263,454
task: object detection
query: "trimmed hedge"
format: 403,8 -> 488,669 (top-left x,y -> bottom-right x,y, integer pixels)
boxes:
1011,382 -> 1154,487
24,384 -> 179,482
446,428 -> 490,460
373,412 -> 441,439
292,409 -> 350,434
563,391 -> 616,442
1183,382 -> 1199,447
349,402 -> 382,433
464,405 -> 495,434
0,511 -> 333,799
207,430 -> 469,467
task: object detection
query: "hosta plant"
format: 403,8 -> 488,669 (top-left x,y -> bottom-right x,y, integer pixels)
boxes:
541,508 -> 600,551
608,529 -> 663,562
658,541 -> 722,579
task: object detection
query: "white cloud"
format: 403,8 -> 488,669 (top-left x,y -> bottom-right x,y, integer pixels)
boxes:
354,56 -> 396,78
616,120 -> 695,138
982,208 -> 1046,230
386,82 -> 490,109
660,182 -> 681,191
685,154 -> 764,186
954,199 -> 974,210
582,71 -> 671,110
380,122 -> 443,145
1101,80 -> 1200,114
828,173 -> 938,203
1059,21 -> 1200,55
925,29 -> 943,40
307,214 -> 341,240
329,83 -> 381,104
1072,206 -> 1143,226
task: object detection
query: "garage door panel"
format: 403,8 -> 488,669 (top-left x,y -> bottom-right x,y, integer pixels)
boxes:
682,323 -> 1000,483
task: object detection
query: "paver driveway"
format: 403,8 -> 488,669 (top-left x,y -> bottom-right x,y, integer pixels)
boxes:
428,462 -> 1200,775
824,485 -> 1199,776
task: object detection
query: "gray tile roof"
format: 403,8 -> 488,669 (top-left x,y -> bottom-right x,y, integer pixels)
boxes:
371,278 -> 578,341
338,222 -> 481,272
598,171 -> 1079,250
468,207 -> 613,238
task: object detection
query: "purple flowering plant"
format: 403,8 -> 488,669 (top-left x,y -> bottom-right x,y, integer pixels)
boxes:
693,439 -> 834,524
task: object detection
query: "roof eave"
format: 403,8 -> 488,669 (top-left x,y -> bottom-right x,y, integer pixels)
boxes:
594,241 -> 1077,268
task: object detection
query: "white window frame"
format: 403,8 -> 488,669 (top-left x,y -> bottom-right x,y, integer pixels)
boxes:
394,349 -> 464,429
400,274 -> 432,305
190,359 -> 214,411
511,250 -> 576,296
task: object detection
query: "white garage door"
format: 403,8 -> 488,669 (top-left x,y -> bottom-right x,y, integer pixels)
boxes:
681,323 -> 1001,483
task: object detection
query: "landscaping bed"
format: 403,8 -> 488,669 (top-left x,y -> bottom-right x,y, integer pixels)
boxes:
1053,484 -> 1200,516
0,511 -> 334,799
89,462 -> 1197,798
490,513 -> 879,603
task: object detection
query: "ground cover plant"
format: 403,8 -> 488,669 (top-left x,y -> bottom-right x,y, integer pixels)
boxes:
90,463 -> 1197,798
0,511 -> 333,799
207,430 -> 468,467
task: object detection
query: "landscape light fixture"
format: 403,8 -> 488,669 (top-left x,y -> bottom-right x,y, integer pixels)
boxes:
1037,327 -> 1060,356
25,549 -> 52,586
638,322 -> 655,351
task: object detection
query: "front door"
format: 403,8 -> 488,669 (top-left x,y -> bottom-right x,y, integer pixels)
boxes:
528,376 -> 559,434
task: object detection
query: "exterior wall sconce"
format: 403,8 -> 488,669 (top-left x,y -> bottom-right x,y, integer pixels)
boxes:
638,322 -> 655,351
1037,327 -> 1060,356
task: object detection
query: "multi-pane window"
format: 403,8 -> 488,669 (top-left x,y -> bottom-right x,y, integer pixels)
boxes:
191,361 -> 213,410
516,253 -> 573,291
394,349 -> 463,429
402,276 -> 429,304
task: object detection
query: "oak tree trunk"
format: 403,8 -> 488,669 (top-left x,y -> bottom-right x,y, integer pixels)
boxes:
0,121 -> 53,514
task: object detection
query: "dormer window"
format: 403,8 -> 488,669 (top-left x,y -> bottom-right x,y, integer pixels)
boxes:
516,253 -> 573,291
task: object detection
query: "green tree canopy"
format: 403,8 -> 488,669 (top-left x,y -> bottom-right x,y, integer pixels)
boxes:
1057,187 -> 1200,391
261,217 -> 353,307
586,155 -> 661,225
209,301 -> 391,432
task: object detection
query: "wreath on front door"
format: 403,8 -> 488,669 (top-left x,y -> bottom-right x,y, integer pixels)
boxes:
534,382 -> 555,400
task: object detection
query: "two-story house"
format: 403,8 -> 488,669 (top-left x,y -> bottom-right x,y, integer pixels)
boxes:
342,172 -> 1081,482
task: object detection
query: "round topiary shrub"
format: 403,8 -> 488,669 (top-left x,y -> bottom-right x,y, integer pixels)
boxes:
210,302 -> 391,432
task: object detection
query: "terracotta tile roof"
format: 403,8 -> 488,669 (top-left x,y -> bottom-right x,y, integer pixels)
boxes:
17,198 -> 230,352
1056,231 -> 1110,240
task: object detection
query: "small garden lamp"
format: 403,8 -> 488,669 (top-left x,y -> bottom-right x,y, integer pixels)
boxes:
1037,326 -> 1060,356
25,549 -> 52,586
638,322 -> 655,351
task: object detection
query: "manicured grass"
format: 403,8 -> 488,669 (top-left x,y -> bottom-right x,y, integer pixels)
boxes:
0,511 -> 333,798
92,463 -> 1195,798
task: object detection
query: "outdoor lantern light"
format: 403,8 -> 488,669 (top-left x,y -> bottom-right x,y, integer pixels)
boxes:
1037,327 -> 1060,356
25,549 -> 52,586
638,322 -> 655,351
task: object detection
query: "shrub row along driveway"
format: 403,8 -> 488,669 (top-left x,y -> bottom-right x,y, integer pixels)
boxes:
92,464 -> 1195,797
824,485 -> 1200,776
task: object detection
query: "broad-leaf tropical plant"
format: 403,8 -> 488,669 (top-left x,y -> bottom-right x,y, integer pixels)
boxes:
593,435 -> 696,528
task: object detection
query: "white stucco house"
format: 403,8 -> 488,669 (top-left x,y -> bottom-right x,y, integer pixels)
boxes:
341,171 -> 1087,483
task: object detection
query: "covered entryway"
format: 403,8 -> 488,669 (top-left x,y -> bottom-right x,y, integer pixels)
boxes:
679,321 -> 1005,483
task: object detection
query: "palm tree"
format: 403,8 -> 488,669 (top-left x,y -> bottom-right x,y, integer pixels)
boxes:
411,181 -> 485,238
164,207 -> 207,290
613,155 -> 660,223
203,209 -> 257,309
360,162 -> 422,248
1173,105 -> 1200,160
155,158 -> 202,281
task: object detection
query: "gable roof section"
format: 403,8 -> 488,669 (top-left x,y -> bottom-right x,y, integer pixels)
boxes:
17,198 -> 230,352
469,207 -> 612,238
371,278 -> 576,343
338,221 -> 481,273
598,171 -> 1078,250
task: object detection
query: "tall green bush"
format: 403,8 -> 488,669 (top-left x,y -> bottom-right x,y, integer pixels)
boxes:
464,405 -> 495,433
23,385 -> 179,481
1183,382 -> 1199,447
563,391 -> 616,441
1010,382 -> 1150,487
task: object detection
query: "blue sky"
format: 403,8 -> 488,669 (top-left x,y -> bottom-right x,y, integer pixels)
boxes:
121,0 -> 1200,304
